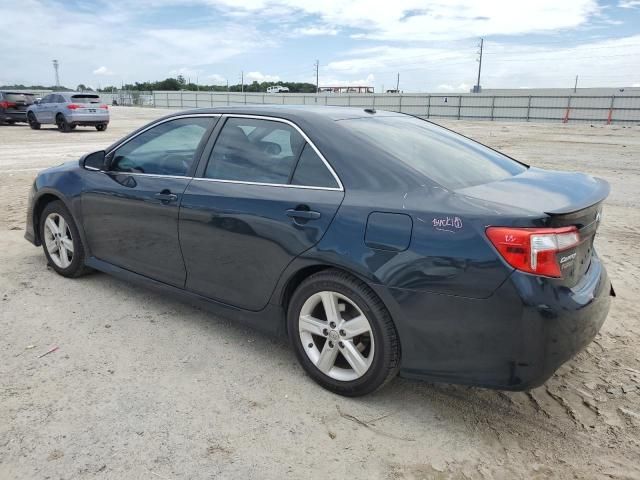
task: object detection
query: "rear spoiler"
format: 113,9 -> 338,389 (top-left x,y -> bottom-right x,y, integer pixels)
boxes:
544,176 -> 610,216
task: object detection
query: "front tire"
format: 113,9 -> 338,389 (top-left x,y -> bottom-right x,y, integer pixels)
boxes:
40,201 -> 89,277
56,114 -> 72,132
28,113 -> 40,129
287,269 -> 400,396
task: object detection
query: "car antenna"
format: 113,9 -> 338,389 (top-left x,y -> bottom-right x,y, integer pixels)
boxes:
364,108 -> 376,114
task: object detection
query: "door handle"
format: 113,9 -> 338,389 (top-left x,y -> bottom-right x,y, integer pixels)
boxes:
155,191 -> 178,202
286,208 -> 321,220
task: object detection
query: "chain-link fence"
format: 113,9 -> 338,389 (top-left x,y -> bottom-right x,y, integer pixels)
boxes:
100,91 -> 640,124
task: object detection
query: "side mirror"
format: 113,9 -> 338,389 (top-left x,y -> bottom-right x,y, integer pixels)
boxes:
81,150 -> 107,171
34,99 -> 40,105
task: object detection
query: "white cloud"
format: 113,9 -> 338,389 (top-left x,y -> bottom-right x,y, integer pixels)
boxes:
207,73 -> 227,85
245,71 -> 280,82
436,83 -> 472,92
168,67 -> 201,79
197,0 -> 600,42
292,25 -> 339,36
0,1 -> 271,86
618,0 -> 640,8
1,0 -> 637,91
93,66 -> 114,75
321,35 -> 640,91
320,74 -> 376,87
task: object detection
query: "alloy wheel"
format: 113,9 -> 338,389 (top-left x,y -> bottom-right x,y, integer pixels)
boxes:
43,213 -> 74,268
298,291 -> 375,382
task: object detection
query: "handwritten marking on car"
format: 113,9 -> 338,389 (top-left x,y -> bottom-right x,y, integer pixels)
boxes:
432,216 -> 463,233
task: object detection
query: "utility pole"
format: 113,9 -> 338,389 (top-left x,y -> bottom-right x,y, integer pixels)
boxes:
396,72 -> 400,91
226,79 -> 229,92
474,38 -> 483,93
314,60 -> 319,93
574,75 -> 578,93
52,59 -> 60,88
241,71 -> 244,93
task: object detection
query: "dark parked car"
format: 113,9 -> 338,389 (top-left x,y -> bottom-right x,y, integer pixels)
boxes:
25,106 -> 613,396
0,91 -> 35,124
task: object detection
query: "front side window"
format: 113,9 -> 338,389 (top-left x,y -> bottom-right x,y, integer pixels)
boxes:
111,117 -> 212,176
205,117 -> 305,184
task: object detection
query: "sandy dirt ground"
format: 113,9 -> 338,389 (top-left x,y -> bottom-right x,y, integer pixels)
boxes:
1,107 -> 639,479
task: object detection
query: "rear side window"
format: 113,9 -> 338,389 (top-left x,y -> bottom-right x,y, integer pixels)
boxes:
205,117 -> 305,184
291,144 -> 338,188
340,116 -> 526,190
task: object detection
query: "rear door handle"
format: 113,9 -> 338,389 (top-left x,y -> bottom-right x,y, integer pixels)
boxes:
155,191 -> 178,203
286,208 -> 321,220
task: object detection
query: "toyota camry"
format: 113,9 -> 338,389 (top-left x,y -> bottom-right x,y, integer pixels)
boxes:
25,106 -> 613,396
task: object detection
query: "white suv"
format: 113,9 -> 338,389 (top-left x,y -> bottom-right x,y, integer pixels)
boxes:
266,86 -> 290,93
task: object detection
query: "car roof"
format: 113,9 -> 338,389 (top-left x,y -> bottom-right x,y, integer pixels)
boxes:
175,105 -> 405,122
0,91 -> 35,95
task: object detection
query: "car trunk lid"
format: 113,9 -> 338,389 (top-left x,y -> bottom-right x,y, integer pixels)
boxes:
458,167 -> 609,286
69,94 -> 105,113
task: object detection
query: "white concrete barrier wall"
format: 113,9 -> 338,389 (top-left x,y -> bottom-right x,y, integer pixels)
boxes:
100,91 -> 640,124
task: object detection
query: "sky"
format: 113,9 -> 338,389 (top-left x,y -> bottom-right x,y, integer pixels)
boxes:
1,0 -> 640,92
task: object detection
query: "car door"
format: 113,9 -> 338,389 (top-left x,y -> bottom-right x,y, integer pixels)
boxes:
81,115 -> 218,287
179,115 -> 345,311
34,94 -> 53,123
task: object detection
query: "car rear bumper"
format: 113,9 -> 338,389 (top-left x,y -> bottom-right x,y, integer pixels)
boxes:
373,255 -> 612,390
67,112 -> 109,124
1,110 -> 27,122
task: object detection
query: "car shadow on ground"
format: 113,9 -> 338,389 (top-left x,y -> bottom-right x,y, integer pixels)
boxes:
75,267 -> 585,435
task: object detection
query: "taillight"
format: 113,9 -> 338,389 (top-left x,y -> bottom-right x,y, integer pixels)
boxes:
486,226 -> 580,277
66,103 -> 80,110
0,101 -> 16,108
100,104 -> 108,109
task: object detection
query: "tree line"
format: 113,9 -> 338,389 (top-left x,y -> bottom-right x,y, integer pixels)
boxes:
1,76 -> 318,93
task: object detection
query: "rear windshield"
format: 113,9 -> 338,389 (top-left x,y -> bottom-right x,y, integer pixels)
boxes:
339,116 -> 527,190
71,94 -> 101,103
3,92 -> 35,103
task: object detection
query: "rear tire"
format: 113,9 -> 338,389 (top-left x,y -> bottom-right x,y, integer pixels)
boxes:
28,113 -> 40,130
56,114 -> 72,132
287,269 -> 400,396
96,124 -> 107,131
39,201 -> 89,278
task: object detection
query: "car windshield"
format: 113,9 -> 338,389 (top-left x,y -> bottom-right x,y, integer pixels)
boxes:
339,115 -> 527,190
71,94 -> 101,103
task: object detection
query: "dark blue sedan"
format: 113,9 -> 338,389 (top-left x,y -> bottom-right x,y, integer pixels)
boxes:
25,106 -> 613,396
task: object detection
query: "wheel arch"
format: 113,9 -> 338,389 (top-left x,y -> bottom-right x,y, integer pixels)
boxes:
32,191 -> 77,245
277,262 -> 399,335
